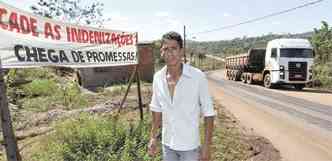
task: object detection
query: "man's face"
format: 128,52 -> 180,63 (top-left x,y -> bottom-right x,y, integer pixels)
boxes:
160,39 -> 183,66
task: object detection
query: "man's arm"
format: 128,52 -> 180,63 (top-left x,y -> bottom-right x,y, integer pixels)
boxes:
149,74 -> 163,156
198,73 -> 216,161
148,111 -> 162,156
150,111 -> 162,139
200,116 -> 214,161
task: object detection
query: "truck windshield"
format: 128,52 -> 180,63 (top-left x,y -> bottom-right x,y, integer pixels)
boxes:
280,48 -> 313,58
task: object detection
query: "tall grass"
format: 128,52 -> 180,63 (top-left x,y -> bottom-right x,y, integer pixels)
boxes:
29,114 -> 161,161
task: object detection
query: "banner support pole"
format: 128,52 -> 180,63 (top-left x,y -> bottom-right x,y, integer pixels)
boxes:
0,60 -> 22,161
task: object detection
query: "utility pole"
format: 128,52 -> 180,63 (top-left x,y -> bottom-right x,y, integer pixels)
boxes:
183,25 -> 187,63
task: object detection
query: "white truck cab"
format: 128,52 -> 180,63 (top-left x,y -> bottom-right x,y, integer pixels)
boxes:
264,39 -> 314,90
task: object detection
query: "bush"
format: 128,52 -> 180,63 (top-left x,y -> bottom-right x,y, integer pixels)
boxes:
21,96 -> 58,112
5,68 -> 58,104
20,80 -> 87,112
58,81 -> 88,109
313,63 -> 332,88
5,67 -> 88,111
30,114 -> 161,161
6,68 -> 57,83
22,79 -> 58,97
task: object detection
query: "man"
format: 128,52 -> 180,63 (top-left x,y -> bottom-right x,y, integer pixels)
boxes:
148,31 -> 215,161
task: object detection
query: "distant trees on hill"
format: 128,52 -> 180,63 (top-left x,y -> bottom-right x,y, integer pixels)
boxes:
186,32 -> 313,57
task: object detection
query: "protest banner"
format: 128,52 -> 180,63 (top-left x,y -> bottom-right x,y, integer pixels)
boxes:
0,1 -> 138,68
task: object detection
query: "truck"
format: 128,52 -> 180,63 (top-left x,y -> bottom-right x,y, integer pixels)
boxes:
225,38 -> 314,90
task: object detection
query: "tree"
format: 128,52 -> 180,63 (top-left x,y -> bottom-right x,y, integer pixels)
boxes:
311,21 -> 332,64
310,21 -> 332,87
30,0 -> 110,27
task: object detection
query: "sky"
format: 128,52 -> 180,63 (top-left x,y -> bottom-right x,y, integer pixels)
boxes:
1,0 -> 331,41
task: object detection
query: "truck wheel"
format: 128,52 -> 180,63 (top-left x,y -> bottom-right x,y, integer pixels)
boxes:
226,72 -> 230,80
231,73 -> 235,81
294,84 -> 305,90
241,74 -> 247,83
247,74 -> 253,84
264,74 -> 273,88
235,72 -> 240,81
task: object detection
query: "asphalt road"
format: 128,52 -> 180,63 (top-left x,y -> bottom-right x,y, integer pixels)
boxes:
207,70 -> 332,161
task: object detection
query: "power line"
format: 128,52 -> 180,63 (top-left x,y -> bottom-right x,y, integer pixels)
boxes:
190,0 -> 324,36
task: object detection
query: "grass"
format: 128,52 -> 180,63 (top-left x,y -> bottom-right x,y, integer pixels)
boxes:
22,79 -> 58,97
211,102 -> 251,161
27,112 -> 160,161
18,80 -> 88,112
5,68 -> 89,112
19,100 -> 252,161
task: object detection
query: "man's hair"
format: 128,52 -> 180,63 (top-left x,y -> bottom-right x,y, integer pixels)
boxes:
161,31 -> 183,48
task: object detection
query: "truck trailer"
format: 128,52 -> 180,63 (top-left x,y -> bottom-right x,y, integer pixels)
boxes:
225,39 -> 314,90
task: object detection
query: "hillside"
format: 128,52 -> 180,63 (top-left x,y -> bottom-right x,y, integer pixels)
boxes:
186,31 -> 313,57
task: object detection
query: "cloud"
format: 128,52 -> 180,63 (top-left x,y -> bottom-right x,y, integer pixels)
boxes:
103,12 -> 135,31
166,19 -> 182,29
155,11 -> 170,17
103,11 -> 184,41
108,12 -> 129,21
223,13 -> 231,17
272,21 -> 281,25
134,17 -> 184,41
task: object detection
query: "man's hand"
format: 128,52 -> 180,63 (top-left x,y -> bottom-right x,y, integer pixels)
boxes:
200,116 -> 214,161
148,138 -> 158,157
199,144 -> 211,161
149,112 -> 161,157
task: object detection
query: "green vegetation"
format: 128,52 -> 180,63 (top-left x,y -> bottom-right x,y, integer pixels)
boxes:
211,103 -> 251,161
23,102 -> 254,161
28,113 -> 160,161
187,32 -> 312,56
191,54 -> 225,71
6,68 -> 88,112
20,79 -> 87,112
22,79 -> 58,97
310,21 -> 332,88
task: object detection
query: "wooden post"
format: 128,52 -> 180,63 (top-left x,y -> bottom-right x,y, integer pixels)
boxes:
0,60 -> 22,161
136,68 -> 143,120
134,32 -> 144,120
118,65 -> 137,114
118,32 -> 144,121
118,32 -> 140,115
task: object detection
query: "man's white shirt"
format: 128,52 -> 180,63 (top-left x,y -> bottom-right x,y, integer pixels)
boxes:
149,63 -> 216,151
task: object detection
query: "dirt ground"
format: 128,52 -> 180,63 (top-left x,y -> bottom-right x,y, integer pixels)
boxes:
213,101 -> 281,161
271,88 -> 332,107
